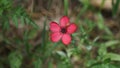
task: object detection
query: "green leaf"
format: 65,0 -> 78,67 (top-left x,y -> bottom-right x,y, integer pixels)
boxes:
33,58 -> 42,68
25,17 -> 38,29
48,61 -> 54,68
91,63 -> 117,68
112,0 -> 120,16
57,62 -> 69,68
79,25 -> 85,33
79,0 -> 90,6
56,51 -> 67,58
104,40 -> 120,47
98,44 -> 107,56
86,59 -> 97,67
84,19 -> 95,31
0,9 -> 3,16
20,16 -> 25,26
104,53 -> 120,61
27,29 -> 38,39
75,5 -> 88,23
12,15 -> 18,28
3,20 -> 10,30
97,13 -> 112,35
8,52 -> 23,68
29,21 -> 39,29
97,13 -> 105,30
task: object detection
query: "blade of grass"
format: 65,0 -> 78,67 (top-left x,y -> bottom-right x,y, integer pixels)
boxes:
112,0 -> 120,16
41,17 -> 47,47
75,4 -> 88,23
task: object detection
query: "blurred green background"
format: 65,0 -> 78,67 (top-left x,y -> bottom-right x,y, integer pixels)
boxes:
0,0 -> 120,68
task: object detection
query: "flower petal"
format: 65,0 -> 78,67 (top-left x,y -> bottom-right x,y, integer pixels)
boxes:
60,16 -> 70,27
62,34 -> 71,45
50,22 -> 61,32
50,32 -> 62,42
67,23 -> 77,34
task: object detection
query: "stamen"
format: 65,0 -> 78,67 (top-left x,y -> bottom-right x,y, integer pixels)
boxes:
61,28 -> 67,33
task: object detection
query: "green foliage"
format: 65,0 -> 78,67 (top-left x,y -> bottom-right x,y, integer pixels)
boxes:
33,58 -> 42,68
0,0 -> 38,67
8,51 -> 23,68
104,53 -> 120,61
91,63 -> 118,68
96,13 -> 112,35
112,0 -> 120,16
0,0 -> 38,29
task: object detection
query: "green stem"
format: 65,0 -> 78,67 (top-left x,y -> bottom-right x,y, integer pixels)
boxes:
64,0 -> 69,16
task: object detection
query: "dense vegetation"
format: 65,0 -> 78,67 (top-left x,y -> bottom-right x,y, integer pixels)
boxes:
0,0 -> 120,68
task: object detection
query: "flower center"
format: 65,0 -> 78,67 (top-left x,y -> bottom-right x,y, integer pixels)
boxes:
61,28 -> 67,33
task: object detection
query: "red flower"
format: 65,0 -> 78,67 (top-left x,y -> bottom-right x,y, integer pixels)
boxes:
50,16 -> 77,45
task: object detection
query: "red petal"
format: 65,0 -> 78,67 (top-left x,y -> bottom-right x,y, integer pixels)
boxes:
60,16 -> 70,27
62,34 -> 71,45
50,32 -> 62,42
50,22 -> 61,32
67,23 -> 77,34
